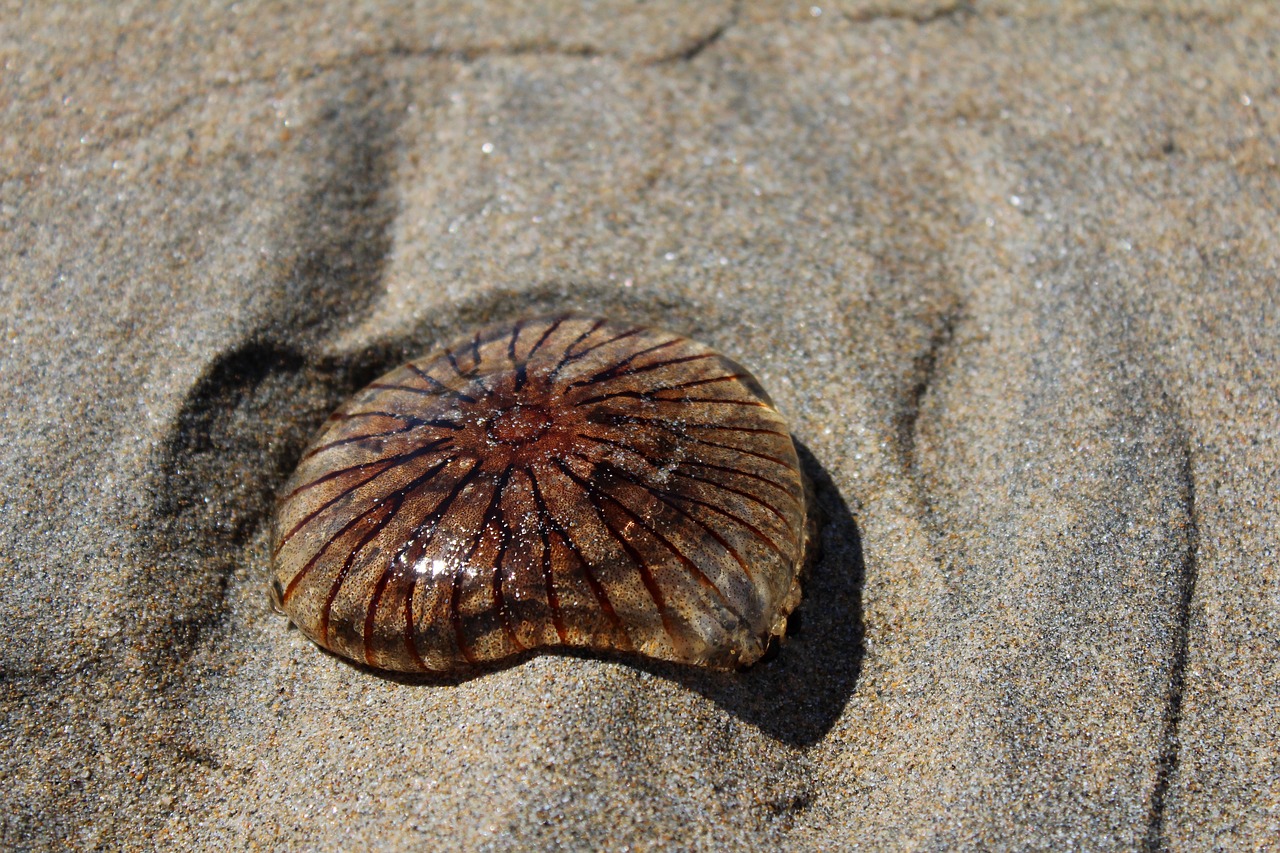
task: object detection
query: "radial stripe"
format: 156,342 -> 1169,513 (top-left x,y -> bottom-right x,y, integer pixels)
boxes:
674,468 -> 794,525
526,316 -> 566,363
575,350 -> 719,391
574,389 -> 772,409
302,419 -> 462,461
574,372 -> 745,407
367,382 -> 461,398
571,438 -> 793,551
329,409 -> 426,423
320,497 -> 400,646
507,320 -> 529,391
567,337 -> 683,389
406,363 -> 477,403
582,414 -> 792,468
527,471 -> 569,644
547,318 -> 609,380
557,327 -> 649,376
403,589 -> 431,671
450,472 -> 510,664
555,459 -> 685,651
302,424 -> 421,461
597,412 -> 791,439
683,458 -> 800,502
585,457 -> 756,582
445,348 -> 465,378
283,438 -> 452,500
488,474 -> 526,653
276,439 -> 455,551
397,461 -> 484,669
528,464 -> 630,648
658,479 -> 791,559
575,431 -> 799,511
685,435 -> 794,468
284,450 -> 463,603
589,470 -> 746,623
359,455 -> 467,664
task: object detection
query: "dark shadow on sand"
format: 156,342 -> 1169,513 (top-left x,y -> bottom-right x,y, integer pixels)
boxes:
628,441 -> 865,747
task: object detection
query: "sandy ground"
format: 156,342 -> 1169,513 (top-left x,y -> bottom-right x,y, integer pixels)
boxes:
2,1 -> 1278,849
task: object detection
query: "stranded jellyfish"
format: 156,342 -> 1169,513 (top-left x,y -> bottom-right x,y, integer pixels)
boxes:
271,316 -> 813,673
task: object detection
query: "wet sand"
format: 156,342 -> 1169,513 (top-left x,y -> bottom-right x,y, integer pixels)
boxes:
3,2 -> 1278,848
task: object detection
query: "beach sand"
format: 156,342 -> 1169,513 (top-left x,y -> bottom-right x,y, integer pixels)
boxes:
2,1 -> 1278,848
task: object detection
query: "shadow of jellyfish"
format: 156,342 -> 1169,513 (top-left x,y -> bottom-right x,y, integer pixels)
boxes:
640,440 -> 866,747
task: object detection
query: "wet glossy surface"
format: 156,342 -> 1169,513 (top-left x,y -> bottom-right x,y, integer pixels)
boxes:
272,316 -> 810,672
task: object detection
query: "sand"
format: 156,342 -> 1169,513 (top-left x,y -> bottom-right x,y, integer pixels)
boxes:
2,1 -> 1278,849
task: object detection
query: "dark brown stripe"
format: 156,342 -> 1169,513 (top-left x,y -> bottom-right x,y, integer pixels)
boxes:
525,468 -> 570,645
651,373 -> 747,395
329,409 -> 421,423
386,461 -> 484,572
598,412 -> 791,439
396,461 -> 484,670
560,326 -> 648,373
663,482 -> 790,559
548,318 -> 609,380
284,452 -> 462,603
555,460 -> 686,652
277,439 -> 455,552
478,469 -> 528,654
507,320 -> 524,362
282,432 -> 453,499
686,434 -> 794,468
302,419 -> 461,461
575,431 -> 795,522
573,372 -> 743,406
367,382 -> 457,398
526,316 -> 565,362
358,456 -> 461,664
320,497 -> 399,646
590,472 -> 744,622
449,471 -> 510,665
445,347 -> 465,378
448,580 -> 474,664
363,565 -> 398,666
528,464 -> 630,648
406,363 -> 477,404
404,582 -> 429,671
507,320 -> 529,391
581,430 -> 796,499
491,552 -> 525,653
516,317 -> 564,392
604,350 -> 718,384
587,457 -> 756,582
677,396 -> 770,408
321,449 -> 465,643
683,458 -> 800,502
566,338 -> 684,389
283,438 -> 451,501
586,412 -> 791,467
674,468 -> 793,524
386,458 -> 481,666
302,424 -> 420,461
575,390 -> 771,410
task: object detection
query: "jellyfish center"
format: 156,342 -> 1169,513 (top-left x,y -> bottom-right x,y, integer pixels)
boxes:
486,404 -> 552,446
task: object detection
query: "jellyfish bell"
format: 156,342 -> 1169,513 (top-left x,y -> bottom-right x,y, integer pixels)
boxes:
271,316 -> 813,673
